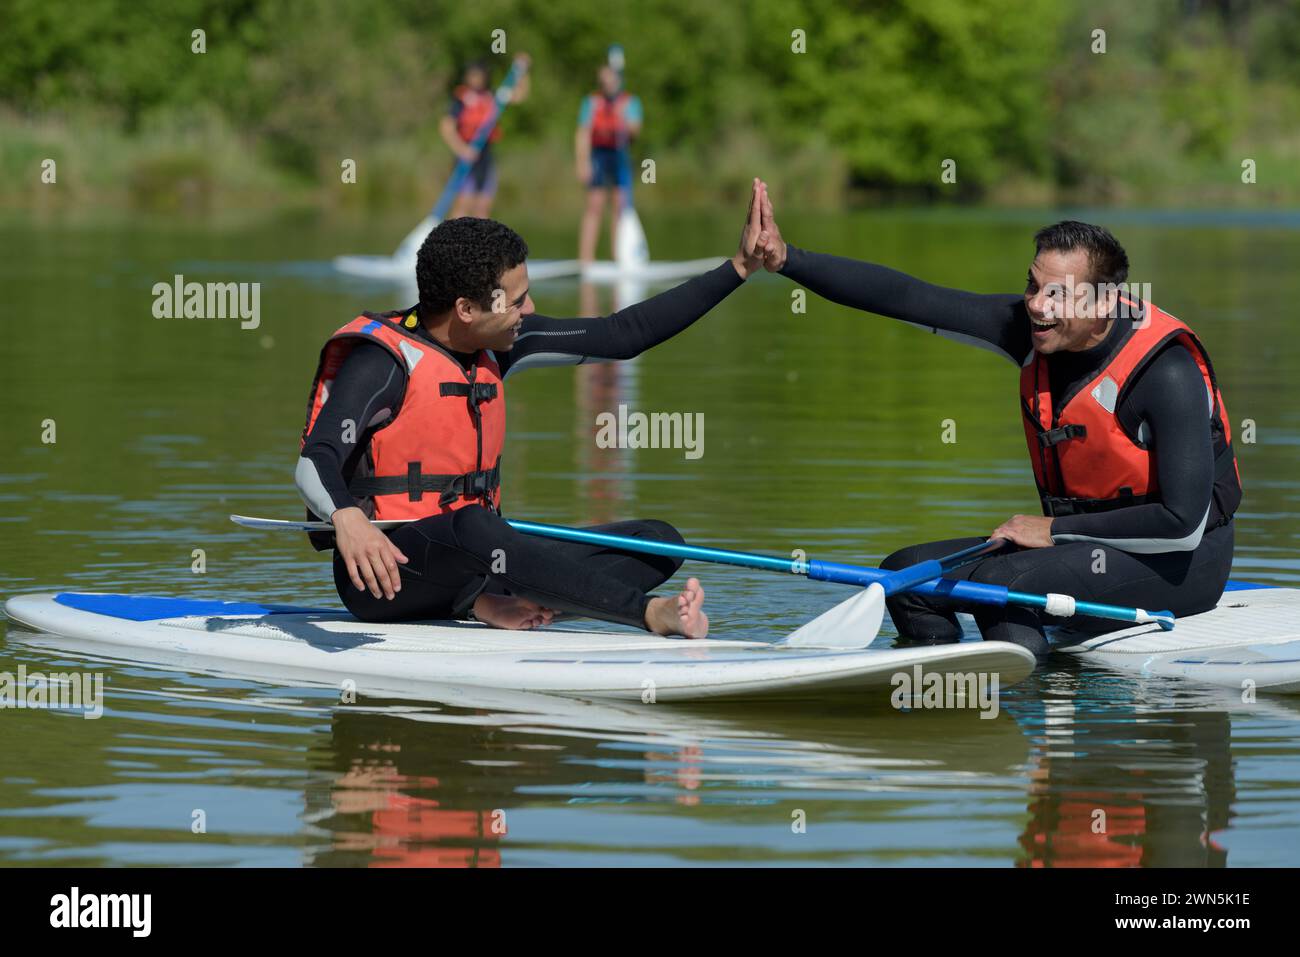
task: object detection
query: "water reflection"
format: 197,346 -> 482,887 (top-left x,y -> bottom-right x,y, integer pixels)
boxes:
7,624 -> 1298,867
1008,666 -> 1300,867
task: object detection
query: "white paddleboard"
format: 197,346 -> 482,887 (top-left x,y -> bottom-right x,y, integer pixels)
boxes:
3,592 -> 1035,703
331,253 -> 722,286
580,257 -> 725,283
1055,583 -> 1300,693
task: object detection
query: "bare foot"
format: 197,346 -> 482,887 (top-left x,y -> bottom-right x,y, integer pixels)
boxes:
472,593 -> 556,630
644,578 -> 708,638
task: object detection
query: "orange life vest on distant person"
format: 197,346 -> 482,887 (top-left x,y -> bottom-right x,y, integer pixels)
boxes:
454,85 -> 501,145
588,92 -> 633,149
1019,298 -> 1241,521
301,310 -> 505,547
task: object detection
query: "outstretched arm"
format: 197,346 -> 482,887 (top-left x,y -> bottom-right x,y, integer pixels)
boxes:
501,262 -> 742,376
501,178 -> 770,377
758,187 -> 1030,364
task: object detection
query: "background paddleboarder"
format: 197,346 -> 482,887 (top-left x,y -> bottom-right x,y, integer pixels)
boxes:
439,56 -> 531,219
575,50 -> 643,264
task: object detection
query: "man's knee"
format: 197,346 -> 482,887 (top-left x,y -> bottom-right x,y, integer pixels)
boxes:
445,505 -> 512,560
630,520 -> 685,573
637,519 -> 685,546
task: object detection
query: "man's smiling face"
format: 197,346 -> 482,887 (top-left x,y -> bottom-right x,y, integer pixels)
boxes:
1023,248 -> 1116,354
470,262 -> 533,351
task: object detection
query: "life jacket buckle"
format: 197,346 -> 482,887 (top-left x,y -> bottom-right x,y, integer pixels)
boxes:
435,467 -> 498,507
1037,424 -> 1087,448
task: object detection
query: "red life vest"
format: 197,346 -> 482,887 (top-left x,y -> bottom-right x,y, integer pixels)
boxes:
1019,299 -> 1241,521
301,310 -> 505,547
453,85 -> 501,145
587,92 -> 633,149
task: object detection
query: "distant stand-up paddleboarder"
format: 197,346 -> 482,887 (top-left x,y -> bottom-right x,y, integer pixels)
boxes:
439,57 -> 530,219
575,61 -> 643,263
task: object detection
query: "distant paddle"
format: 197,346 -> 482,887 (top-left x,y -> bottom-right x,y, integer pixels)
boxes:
605,42 -> 648,267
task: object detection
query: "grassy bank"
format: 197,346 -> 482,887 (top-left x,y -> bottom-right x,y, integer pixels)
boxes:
6,102 -> 1300,218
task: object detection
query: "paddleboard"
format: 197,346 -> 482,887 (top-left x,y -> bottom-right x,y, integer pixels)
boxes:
331,254 -> 723,285
3,592 -> 1035,703
1054,582 -> 1300,693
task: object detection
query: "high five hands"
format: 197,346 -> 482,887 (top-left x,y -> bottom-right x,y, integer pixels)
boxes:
757,180 -> 787,272
732,179 -> 789,279
732,178 -> 770,278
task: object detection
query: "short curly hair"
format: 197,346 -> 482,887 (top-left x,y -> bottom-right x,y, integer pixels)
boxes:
416,217 -> 529,314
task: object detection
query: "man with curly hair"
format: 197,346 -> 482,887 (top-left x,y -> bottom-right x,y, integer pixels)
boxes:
296,181 -> 772,637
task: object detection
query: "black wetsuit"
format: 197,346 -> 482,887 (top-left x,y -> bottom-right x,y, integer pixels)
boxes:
780,246 -> 1236,655
297,262 -> 743,626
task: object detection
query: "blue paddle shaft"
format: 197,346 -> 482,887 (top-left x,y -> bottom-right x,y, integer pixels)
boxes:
513,521 -> 1008,601
507,520 -> 1173,628
506,520 -> 801,573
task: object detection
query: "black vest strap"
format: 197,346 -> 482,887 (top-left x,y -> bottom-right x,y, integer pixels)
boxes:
1040,486 -> 1151,517
439,381 -> 498,406
1042,445 -> 1238,522
348,462 -> 501,507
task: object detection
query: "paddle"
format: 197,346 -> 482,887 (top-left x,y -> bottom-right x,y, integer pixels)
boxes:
781,539 -> 1010,648
510,525 -> 1002,649
875,538 -> 1011,595
230,514 -> 1175,636
604,43 -> 649,267
507,519 -> 1176,633
391,55 -> 531,263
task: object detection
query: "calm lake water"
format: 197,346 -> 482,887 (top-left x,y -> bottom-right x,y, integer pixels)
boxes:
1,207 -> 1297,866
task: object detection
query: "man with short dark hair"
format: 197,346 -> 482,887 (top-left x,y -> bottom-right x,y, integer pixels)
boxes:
296,182 -> 772,637
756,195 -> 1241,655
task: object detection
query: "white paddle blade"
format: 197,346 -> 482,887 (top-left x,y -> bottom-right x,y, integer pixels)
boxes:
229,514 -> 409,532
781,583 -> 887,649
393,215 -> 438,263
615,207 -> 649,266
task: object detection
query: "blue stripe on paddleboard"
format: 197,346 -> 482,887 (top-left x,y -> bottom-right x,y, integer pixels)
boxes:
1224,580 -> 1275,591
54,593 -> 324,622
